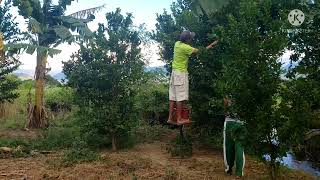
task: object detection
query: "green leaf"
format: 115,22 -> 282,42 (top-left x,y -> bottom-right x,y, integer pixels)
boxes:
58,0 -> 75,10
53,25 -> 73,40
5,43 -> 62,58
68,4 -> 105,19
57,16 -> 93,38
28,17 -> 42,33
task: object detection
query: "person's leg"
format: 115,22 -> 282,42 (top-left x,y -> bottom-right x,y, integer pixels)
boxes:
168,72 -> 176,124
235,140 -> 245,177
176,101 -> 183,124
224,121 -> 235,175
167,100 -> 175,123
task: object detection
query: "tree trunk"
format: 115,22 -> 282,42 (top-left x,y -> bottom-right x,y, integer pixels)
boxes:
269,157 -> 279,180
112,134 -> 117,151
27,51 -> 48,128
0,33 -> 4,62
180,125 -> 184,139
305,129 -> 320,141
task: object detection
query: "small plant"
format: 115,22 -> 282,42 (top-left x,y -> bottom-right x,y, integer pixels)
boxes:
167,135 -> 192,158
132,123 -> 170,143
164,167 -> 178,180
61,140 -> 100,167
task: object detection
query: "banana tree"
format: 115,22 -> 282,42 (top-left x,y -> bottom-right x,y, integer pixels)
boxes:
9,0 -> 104,128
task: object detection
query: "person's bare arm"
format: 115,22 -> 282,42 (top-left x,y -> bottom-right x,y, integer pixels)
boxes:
192,48 -> 199,54
192,40 -> 219,54
206,40 -> 219,49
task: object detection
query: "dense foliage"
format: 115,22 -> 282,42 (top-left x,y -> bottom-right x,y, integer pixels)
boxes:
0,0 -> 21,103
287,1 -> 320,162
134,69 -> 168,125
0,0 -> 20,43
154,0 -> 319,178
63,9 -> 144,150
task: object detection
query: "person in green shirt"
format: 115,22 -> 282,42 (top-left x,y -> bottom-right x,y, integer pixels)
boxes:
167,30 -> 218,125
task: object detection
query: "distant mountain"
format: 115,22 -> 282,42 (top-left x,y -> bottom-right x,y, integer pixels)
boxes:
145,65 -> 167,73
52,72 -> 66,82
13,69 -> 34,80
13,72 -> 33,80
14,69 -> 67,82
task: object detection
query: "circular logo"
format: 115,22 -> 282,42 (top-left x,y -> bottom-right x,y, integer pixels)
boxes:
288,9 -> 305,26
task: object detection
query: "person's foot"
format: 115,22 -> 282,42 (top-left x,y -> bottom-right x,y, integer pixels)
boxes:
167,115 -> 175,124
167,119 -> 175,124
177,118 -> 191,125
225,168 -> 232,176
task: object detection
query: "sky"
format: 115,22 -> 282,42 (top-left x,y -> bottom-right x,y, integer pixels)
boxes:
6,0 -> 174,75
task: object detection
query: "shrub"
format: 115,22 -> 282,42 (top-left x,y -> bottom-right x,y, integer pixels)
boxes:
45,87 -> 74,113
33,127 -> 79,150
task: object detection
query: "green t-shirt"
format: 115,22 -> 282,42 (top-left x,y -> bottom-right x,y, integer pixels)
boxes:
172,41 -> 194,72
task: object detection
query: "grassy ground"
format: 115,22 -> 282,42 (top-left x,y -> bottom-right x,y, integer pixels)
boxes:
0,128 -> 317,180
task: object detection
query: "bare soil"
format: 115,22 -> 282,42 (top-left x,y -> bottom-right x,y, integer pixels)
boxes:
0,129 -> 316,180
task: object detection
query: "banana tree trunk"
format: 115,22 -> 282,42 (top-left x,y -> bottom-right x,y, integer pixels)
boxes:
0,33 -> 4,62
27,51 -> 48,128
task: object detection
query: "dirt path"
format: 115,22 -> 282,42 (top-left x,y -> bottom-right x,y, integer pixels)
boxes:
0,141 -> 316,180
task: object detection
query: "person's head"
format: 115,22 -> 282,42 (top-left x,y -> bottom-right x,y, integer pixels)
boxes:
179,30 -> 195,44
224,95 -> 238,117
224,96 -> 233,108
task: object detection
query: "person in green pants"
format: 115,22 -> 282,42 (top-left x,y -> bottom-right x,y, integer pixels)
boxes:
223,97 -> 246,178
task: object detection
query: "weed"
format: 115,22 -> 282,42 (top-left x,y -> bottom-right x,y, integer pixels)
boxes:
167,135 -> 192,158
164,167 -> 178,180
33,127 -> 79,150
61,140 -> 100,167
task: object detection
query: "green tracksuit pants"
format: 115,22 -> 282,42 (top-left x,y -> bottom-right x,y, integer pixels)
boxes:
223,117 -> 245,177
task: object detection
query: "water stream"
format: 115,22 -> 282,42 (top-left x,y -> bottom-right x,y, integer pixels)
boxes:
282,152 -> 320,177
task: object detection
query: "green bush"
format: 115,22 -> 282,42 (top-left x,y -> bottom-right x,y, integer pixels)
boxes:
134,70 -> 169,125
45,87 -> 74,113
33,127 -> 79,150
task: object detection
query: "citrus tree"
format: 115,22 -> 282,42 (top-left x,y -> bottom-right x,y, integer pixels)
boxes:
0,0 -> 21,103
63,8 -> 144,151
154,0 -> 313,178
